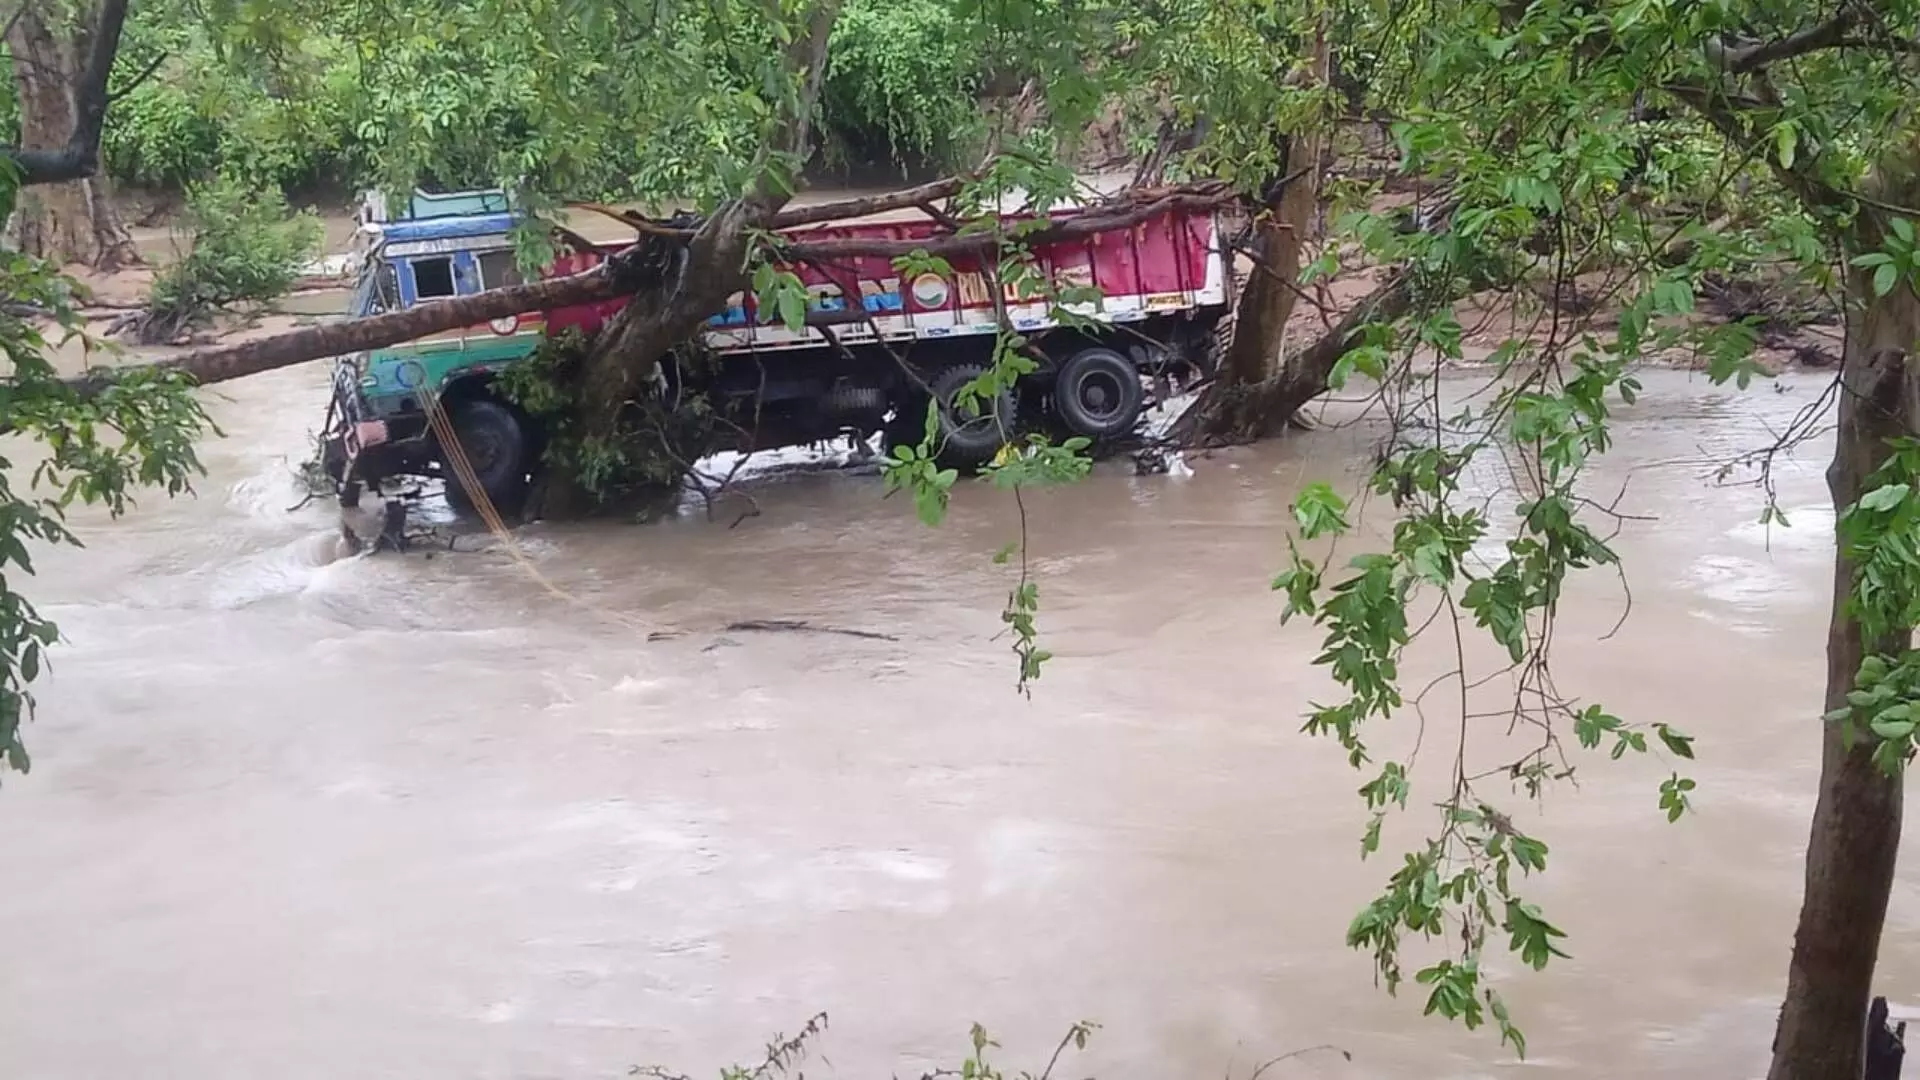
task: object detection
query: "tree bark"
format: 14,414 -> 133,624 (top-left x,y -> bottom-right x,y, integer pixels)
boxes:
1766,256 -> 1916,1080
67,252 -> 644,397
7,3 -> 137,268
535,199 -> 770,517
1185,26 -> 1332,441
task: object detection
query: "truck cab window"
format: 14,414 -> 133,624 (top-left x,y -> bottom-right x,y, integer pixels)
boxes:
478,250 -> 524,290
412,257 -> 455,300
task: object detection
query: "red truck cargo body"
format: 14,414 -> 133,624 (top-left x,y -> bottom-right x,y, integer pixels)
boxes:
544,206 -> 1230,350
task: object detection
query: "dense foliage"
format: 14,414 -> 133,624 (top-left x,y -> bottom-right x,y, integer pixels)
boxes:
143,177 -> 323,340
0,0 -> 1010,202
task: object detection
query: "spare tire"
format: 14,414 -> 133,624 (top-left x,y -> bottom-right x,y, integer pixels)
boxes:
1053,346 -> 1144,439
440,398 -> 530,514
926,362 -> 1016,468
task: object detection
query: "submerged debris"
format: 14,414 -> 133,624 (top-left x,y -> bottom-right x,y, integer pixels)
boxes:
722,618 -> 897,641
1131,445 -> 1192,476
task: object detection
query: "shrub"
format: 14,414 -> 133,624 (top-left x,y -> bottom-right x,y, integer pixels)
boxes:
823,0 -> 984,168
139,178 -> 324,343
102,78 -> 224,190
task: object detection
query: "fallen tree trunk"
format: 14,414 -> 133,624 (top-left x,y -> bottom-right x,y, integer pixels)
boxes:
59,246 -> 656,397
580,176 -> 971,238
55,178 -> 996,401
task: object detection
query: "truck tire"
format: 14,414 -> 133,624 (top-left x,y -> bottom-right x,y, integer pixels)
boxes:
927,362 -> 1016,467
1053,346 -> 1145,439
440,398 -> 529,514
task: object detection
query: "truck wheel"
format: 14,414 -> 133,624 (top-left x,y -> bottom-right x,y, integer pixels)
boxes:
440,398 -> 529,514
927,362 -> 1016,467
1053,347 -> 1145,439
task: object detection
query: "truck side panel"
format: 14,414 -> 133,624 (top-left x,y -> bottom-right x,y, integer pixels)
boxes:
539,208 -> 1228,354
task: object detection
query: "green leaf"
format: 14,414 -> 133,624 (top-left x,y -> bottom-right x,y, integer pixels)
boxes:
1292,482 -> 1351,539
1894,217 -> 1915,245
1874,261 -> 1899,298
1859,483 -> 1911,513
1655,724 -> 1695,760
1411,543 -> 1449,584
1611,0 -> 1652,31
777,287 -> 806,331
1652,278 -> 1695,316
1870,716 -> 1917,741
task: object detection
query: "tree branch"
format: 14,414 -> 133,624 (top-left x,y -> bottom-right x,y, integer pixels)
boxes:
566,177 -> 971,242
3,0 -> 130,186
36,244 -> 651,411
771,177 -> 966,229
1169,269 -> 1419,444
107,50 -> 168,103
1663,81 -> 1848,217
1716,12 -> 1857,74
783,186 -> 1234,261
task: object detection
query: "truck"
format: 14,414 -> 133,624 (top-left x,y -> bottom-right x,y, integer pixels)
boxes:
319,188 -> 1233,513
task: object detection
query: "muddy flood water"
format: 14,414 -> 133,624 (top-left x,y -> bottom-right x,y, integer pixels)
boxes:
0,361 -> 1911,1079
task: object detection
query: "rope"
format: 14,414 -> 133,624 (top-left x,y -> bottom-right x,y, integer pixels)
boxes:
421,394 -> 660,635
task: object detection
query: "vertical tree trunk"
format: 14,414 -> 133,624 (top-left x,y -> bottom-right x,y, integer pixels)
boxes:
7,4 -> 137,269
1190,27 -> 1331,441
533,0 -> 839,518
1766,259 -> 1915,1080
535,201 -> 765,519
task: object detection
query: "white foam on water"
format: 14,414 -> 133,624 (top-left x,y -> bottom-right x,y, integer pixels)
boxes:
855,849 -> 949,882
473,999 -> 524,1024
744,847 -> 952,916
110,527 -> 361,613
227,467 -> 308,524
545,798 -> 713,851
1685,552 -> 1794,611
610,674 -> 673,697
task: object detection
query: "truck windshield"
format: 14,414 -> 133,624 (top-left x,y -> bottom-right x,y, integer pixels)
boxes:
349,262 -> 401,316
